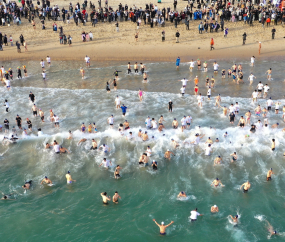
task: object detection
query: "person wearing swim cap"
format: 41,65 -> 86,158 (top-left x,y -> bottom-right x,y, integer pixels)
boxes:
114,165 -> 122,179
151,160 -> 158,170
177,191 -> 186,197
153,219 -> 174,235
164,149 -> 175,160
40,176 -> 52,185
211,205 -> 219,213
265,220 -> 278,237
66,171 -> 76,184
267,168 -> 274,181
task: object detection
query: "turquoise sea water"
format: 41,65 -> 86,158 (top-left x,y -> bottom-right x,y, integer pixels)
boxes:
0,59 -> 285,241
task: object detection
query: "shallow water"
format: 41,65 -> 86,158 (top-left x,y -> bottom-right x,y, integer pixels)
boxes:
0,59 -> 285,241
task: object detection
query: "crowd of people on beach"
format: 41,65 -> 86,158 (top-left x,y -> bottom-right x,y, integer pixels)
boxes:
0,0 -> 285,50
0,51 -> 283,237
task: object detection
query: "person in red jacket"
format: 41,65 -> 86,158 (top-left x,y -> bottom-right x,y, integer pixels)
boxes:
266,17 -> 271,27
210,38 -> 214,50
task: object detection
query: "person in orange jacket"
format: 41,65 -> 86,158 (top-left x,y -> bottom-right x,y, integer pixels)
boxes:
266,17 -> 271,27
210,38 -> 214,50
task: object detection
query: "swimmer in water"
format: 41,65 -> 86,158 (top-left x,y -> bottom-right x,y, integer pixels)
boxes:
240,180 -> 251,193
230,152 -> 237,162
67,130 -> 73,140
0,193 -> 15,200
78,138 -> 87,145
40,176 -> 52,185
66,171 -> 76,184
80,67 -> 85,79
22,180 -> 32,190
142,131 -> 149,141
237,116 -> 245,128
271,139 -> 275,151
164,149 -> 175,160
211,205 -> 219,213
177,191 -> 186,197
213,156 -> 222,166
229,215 -> 238,224
211,178 -> 224,187
113,191 -> 121,204
114,165 -> 122,179
267,168 -> 274,181
265,220 -> 278,237
101,192 -> 111,204
152,219 -> 174,235
60,146 -> 70,154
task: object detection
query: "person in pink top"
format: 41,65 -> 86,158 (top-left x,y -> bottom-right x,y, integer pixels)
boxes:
138,88 -> 145,101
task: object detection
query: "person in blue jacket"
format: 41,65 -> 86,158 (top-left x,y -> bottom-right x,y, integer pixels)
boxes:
176,57 -> 180,70
120,104 -> 128,116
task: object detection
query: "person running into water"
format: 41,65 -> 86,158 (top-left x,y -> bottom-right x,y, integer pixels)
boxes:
138,89 -> 144,101
152,219 -> 174,235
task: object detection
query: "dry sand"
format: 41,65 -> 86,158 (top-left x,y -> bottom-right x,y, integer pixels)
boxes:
1,0 -> 285,62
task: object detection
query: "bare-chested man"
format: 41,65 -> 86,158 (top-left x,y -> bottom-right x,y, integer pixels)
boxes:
213,156 -> 222,166
152,219 -> 174,235
164,149 -> 175,160
211,205 -> 219,213
40,176 -> 52,185
31,104 -> 37,117
211,178 -> 224,187
113,191 -> 121,204
101,192 -> 111,204
39,108 -> 44,122
267,168 -> 274,181
237,116 -> 245,128
240,181 -> 251,193
215,94 -> 221,107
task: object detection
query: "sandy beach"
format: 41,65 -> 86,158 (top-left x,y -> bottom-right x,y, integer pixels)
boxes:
1,0 -> 285,62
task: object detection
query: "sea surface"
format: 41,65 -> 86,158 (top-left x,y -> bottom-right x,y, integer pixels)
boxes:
0,58 -> 285,241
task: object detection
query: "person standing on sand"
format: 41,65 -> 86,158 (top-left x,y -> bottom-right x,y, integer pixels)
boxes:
242,32 -> 247,45
271,27 -> 276,39
135,32 -> 139,42
210,38 -> 214,50
175,30 -> 180,43
115,22 -> 119,32
259,42 -> 261,55
152,219 -> 174,235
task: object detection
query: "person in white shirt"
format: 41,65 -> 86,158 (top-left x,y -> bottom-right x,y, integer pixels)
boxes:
99,158 -> 112,169
256,81 -> 263,97
146,146 -> 152,156
107,115 -> 114,127
126,132 -> 133,140
54,143 -> 60,154
248,73 -> 256,85
275,101 -> 280,114
255,120 -> 263,129
229,104 -> 235,113
207,87 -> 211,100
186,115 -> 192,128
46,56 -> 51,67
205,144 -> 212,155
179,78 -> 188,87
40,59 -> 45,71
180,86 -> 185,97
42,71 -> 46,81
189,59 -> 195,71
54,114 -> 59,127
151,118 -> 157,129
189,208 -> 203,222
266,97 -> 273,110
115,95 -> 121,109
37,128 -> 43,136
213,61 -> 219,73
263,84 -> 270,98
145,116 -> 151,129
197,94 -> 203,107
189,133 -> 205,145
252,90 -> 258,102
89,31 -> 93,40
99,144 -> 110,153
85,55 -> 90,67
250,56 -> 255,66
181,116 -> 187,131
4,79 -> 11,90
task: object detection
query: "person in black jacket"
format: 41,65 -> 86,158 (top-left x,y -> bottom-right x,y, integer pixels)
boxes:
242,32 -> 247,45
175,30 -> 180,43
271,27 -> 276,39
